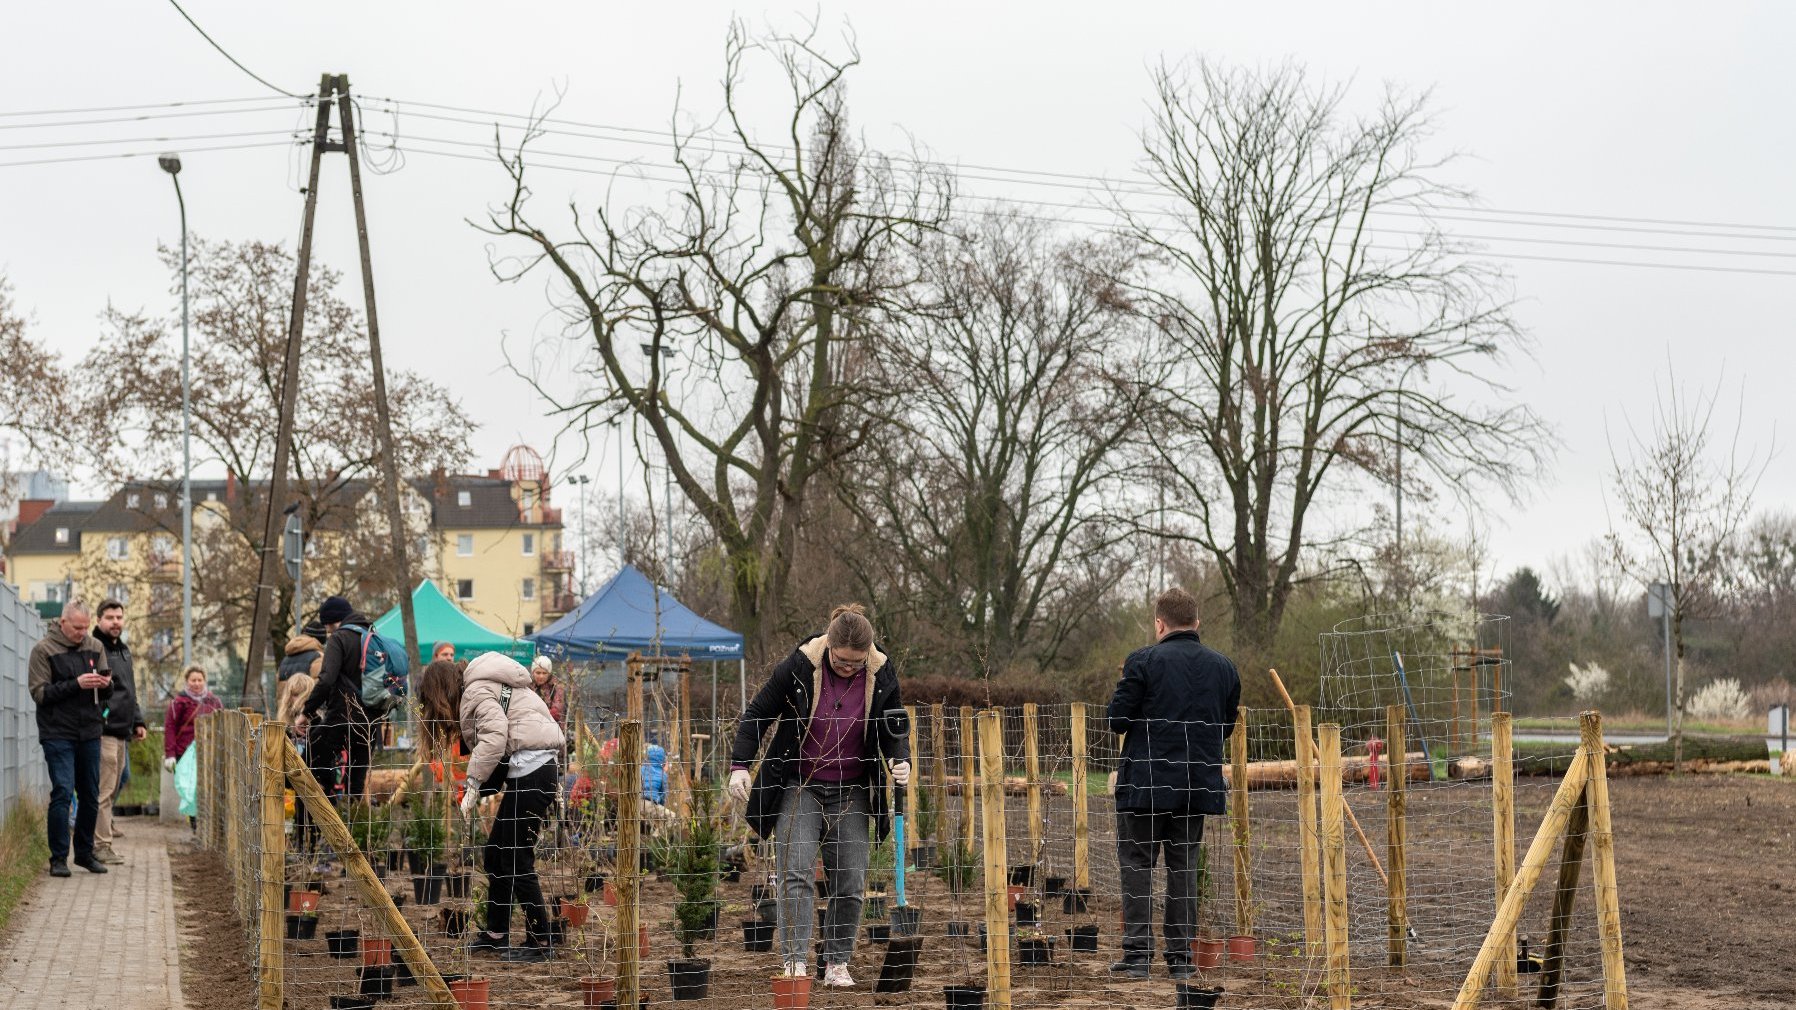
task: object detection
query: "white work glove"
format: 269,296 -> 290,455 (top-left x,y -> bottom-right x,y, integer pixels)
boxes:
163,756 -> 177,772
890,760 -> 911,787
459,787 -> 480,819
727,768 -> 752,803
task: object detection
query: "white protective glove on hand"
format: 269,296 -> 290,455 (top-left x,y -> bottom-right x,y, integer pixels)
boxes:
163,756 -> 177,772
727,768 -> 752,804
890,760 -> 912,787
459,787 -> 480,819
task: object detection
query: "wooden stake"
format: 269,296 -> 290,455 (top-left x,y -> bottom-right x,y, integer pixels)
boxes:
1023,702 -> 1043,869
1451,751 -> 1591,1010
978,709 -> 1013,1010
617,720 -> 644,1010
960,705 -> 977,849
1582,711 -> 1629,1010
930,703 -> 948,844
1319,723 -> 1351,1010
1386,705 -> 1408,969
1492,712 -> 1517,998
1230,710 -> 1252,937
905,704 -> 919,862
1268,669 -> 1387,886
1070,702 -> 1090,892
280,736 -> 453,1008
257,721 -> 284,1010
1537,786 -> 1589,1008
1295,704 -> 1323,960
674,659 -> 692,819
1452,663 -> 1463,756
626,652 -> 644,725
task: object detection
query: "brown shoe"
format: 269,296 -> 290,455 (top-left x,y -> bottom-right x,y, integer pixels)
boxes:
95,845 -> 126,865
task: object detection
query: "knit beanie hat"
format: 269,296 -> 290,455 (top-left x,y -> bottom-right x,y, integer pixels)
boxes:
319,595 -> 353,625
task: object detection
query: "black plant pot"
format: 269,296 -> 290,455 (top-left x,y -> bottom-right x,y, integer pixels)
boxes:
1017,936 -> 1055,966
1175,983 -> 1223,1010
371,862 -> 386,880
444,873 -> 471,899
329,997 -> 375,1010
1043,876 -> 1067,898
585,872 -> 606,894
412,874 -> 444,905
891,905 -> 922,938
1008,864 -> 1034,887
875,935 -> 923,994
393,951 -> 417,988
754,898 -> 779,923
358,964 -> 395,1000
865,923 -> 890,944
286,914 -> 318,940
325,928 -> 360,959
440,907 -> 469,937
666,958 -> 712,1001
946,920 -> 970,938
391,891 -> 407,909
750,884 -> 775,904
386,849 -> 405,873
428,862 -> 449,879
1015,901 -> 1040,927
944,984 -> 986,1010
1062,888 -> 1090,915
865,897 -> 888,921
406,850 -> 428,875
115,803 -> 145,817
1066,925 -> 1099,952
911,844 -> 935,870
741,919 -> 775,953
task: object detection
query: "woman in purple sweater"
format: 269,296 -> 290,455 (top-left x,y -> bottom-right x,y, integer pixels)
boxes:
727,605 -> 910,987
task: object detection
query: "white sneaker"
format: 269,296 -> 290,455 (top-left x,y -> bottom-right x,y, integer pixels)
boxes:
823,963 -> 854,988
783,961 -> 807,978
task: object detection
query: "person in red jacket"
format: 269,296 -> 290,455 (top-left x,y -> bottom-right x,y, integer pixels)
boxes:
164,666 -> 223,828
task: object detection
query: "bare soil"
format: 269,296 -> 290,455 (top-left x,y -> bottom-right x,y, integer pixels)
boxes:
177,774 -> 1796,1009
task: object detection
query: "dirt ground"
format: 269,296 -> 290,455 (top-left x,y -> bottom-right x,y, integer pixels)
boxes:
173,773 -> 1795,1009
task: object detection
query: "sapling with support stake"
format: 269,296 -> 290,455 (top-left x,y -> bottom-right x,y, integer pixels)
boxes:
877,708 -> 924,993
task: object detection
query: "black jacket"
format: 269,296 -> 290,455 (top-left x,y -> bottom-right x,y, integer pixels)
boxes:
94,630 -> 146,739
28,627 -> 113,742
729,635 -> 908,841
1106,630 -> 1241,814
301,613 -> 372,724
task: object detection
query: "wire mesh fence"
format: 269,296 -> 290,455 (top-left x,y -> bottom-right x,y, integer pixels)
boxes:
193,639 -> 1628,1010
0,579 -> 50,828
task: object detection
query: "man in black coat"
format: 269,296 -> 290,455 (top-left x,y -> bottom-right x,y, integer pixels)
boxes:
294,596 -> 374,808
1105,587 -> 1240,979
92,598 -> 147,864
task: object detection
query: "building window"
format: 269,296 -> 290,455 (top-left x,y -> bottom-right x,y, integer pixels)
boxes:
457,490 -> 472,508
154,492 -> 169,510
54,527 -> 69,544
456,579 -> 475,601
151,535 -> 175,560
151,583 -> 175,615
456,534 -> 474,557
126,493 -> 141,509
522,489 -> 537,512
206,491 -> 217,502
107,537 -> 129,561
149,628 -> 175,661
521,577 -> 536,601
521,532 -> 535,557
107,583 -> 130,606
522,623 -> 535,636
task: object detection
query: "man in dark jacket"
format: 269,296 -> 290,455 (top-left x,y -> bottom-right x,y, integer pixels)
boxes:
28,599 -> 114,877
1105,587 -> 1240,980
92,598 -> 147,864
277,620 -> 327,682
294,595 -> 373,808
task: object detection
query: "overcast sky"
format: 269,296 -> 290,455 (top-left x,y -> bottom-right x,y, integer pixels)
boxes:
4,1 -> 1791,593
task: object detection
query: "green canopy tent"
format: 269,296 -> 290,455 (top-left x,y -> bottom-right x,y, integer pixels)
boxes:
372,581 -> 537,665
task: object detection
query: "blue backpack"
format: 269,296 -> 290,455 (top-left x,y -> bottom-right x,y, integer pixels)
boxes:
343,625 -> 410,717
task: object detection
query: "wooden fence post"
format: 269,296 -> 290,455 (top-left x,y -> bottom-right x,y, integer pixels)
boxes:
1295,704 -> 1322,961
257,720 -> 285,1010
1492,711 -> 1516,998
960,705 -> 977,849
1583,711 -> 1629,1010
1386,705 -> 1408,969
1320,723 -> 1351,1010
1230,709 -> 1252,938
626,652 -> 644,725
618,720 -> 644,1010
1023,702 -> 1042,870
978,709 -> 1013,1010
1070,702 -> 1090,894
196,715 -> 212,846
930,703 -> 948,846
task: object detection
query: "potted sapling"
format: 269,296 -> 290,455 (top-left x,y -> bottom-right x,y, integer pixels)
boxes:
406,800 -> 448,905
666,781 -> 721,1001
578,916 -> 618,1009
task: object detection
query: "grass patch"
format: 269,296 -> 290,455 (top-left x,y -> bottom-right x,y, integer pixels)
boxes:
120,730 -> 165,808
0,801 -> 49,935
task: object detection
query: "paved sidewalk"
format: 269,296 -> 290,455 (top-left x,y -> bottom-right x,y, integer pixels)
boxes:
0,819 -> 186,1009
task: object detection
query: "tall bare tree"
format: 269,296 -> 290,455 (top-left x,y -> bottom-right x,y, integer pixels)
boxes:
0,276 -> 77,507
1606,367 -> 1767,768
843,211 -> 1147,674
1121,60 -> 1547,655
484,20 -> 949,659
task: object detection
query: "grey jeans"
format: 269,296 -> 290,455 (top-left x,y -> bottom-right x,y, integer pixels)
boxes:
1117,809 -> 1206,964
774,781 -> 871,966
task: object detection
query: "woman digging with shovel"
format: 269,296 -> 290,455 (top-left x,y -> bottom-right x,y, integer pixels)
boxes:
728,604 -> 911,988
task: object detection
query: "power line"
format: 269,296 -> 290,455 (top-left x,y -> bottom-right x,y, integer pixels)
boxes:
0,128 -> 303,153
0,102 -> 307,131
0,95 -> 284,119
0,138 -> 302,169
165,0 -> 303,99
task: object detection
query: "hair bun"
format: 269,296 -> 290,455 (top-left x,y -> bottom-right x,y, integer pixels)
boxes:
829,603 -> 867,621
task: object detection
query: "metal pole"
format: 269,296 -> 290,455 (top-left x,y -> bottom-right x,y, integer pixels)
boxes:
1662,604 -> 1673,740
617,420 -> 625,567
172,174 -> 194,668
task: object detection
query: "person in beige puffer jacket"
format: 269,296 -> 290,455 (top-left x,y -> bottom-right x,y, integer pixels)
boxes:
456,652 -> 567,961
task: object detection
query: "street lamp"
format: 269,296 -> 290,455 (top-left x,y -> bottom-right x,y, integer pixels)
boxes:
1648,582 -> 1674,739
567,474 -> 591,595
159,153 -> 194,668
1393,356 -> 1429,598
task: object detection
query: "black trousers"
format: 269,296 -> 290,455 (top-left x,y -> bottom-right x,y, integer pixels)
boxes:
484,761 -> 559,941
300,717 -> 370,851
1117,808 -> 1206,964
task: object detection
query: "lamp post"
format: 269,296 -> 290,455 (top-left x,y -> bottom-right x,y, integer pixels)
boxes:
1648,582 -> 1674,739
1393,357 -> 1429,599
568,474 -> 591,595
158,153 -> 194,668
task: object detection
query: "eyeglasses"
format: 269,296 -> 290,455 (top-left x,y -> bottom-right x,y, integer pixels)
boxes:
829,649 -> 868,673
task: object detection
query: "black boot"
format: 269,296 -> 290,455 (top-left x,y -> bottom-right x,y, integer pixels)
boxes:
49,859 -> 71,878
74,854 -> 109,874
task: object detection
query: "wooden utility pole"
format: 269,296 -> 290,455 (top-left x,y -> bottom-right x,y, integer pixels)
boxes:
242,73 -> 333,710
334,74 -> 420,662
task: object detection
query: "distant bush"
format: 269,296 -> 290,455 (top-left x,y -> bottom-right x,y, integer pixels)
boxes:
1689,678 -> 1751,722
1563,662 -> 1610,705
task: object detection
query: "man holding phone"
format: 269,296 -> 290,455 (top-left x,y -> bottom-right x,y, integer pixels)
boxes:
28,598 -> 114,877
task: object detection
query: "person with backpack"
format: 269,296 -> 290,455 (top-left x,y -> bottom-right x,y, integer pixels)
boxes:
278,621 -> 326,683
294,596 -> 376,806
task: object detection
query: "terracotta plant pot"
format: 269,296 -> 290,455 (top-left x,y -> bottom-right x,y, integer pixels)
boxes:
1005,885 -> 1024,911
446,975 -> 489,1010
560,896 -> 591,928
638,924 -> 651,960
581,975 -> 617,1009
603,881 -> 619,907
361,937 -> 393,967
288,889 -> 321,913
1227,934 -> 1257,962
1192,937 -> 1226,970
772,973 -> 813,1010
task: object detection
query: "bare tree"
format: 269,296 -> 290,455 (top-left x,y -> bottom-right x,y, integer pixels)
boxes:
843,211 -> 1148,674
483,20 -> 949,659
0,276 -> 77,506
1121,60 -> 1548,656
1606,367 -> 1768,768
